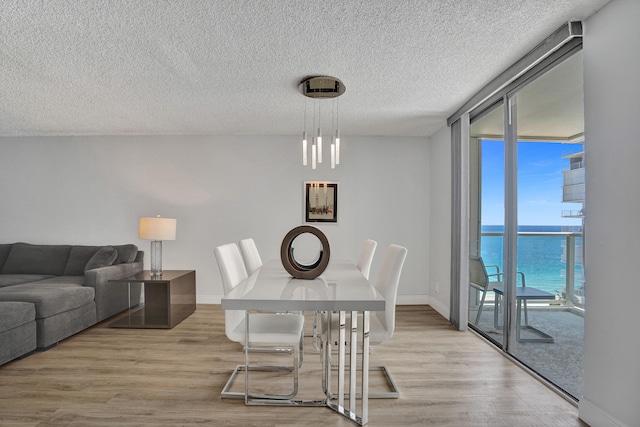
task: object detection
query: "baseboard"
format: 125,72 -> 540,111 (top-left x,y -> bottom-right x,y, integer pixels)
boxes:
197,295 -> 221,304
423,296 -> 449,320
395,295 -> 430,305
579,398 -> 629,427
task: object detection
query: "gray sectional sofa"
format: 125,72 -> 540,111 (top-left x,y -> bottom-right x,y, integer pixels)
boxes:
0,242 -> 143,366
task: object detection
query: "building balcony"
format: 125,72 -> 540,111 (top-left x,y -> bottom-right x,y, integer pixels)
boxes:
562,184 -> 585,203
562,209 -> 584,218
562,167 -> 585,185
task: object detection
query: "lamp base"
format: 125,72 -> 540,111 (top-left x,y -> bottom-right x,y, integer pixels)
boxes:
150,240 -> 163,276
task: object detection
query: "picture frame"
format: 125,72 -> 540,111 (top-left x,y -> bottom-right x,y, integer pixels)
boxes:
304,181 -> 338,223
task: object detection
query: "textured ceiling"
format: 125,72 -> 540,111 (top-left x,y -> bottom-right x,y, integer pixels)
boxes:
1,0 -> 609,138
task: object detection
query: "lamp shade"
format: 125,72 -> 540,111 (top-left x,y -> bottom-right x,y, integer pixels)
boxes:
139,216 -> 177,241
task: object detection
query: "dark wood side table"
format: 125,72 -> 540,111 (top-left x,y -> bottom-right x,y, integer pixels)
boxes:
109,270 -> 196,329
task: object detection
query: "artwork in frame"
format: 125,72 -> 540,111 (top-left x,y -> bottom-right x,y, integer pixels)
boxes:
305,181 -> 338,223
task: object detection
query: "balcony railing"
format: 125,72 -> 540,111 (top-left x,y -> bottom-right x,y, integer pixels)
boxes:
562,209 -> 584,218
480,231 -> 584,308
562,185 -> 585,202
563,160 -> 584,170
562,168 -> 585,185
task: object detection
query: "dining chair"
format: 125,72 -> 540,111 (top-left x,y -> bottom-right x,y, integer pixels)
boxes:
322,243 -> 408,398
238,238 -> 263,275
355,239 -> 377,279
215,243 -> 304,401
312,239 -> 378,350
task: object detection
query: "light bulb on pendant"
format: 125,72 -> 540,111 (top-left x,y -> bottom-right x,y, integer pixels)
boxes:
317,128 -> 322,164
335,129 -> 340,165
312,138 -> 317,170
331,138 -> 336,169
302,131 -> 308,166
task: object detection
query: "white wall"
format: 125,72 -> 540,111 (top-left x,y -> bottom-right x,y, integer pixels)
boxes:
428,125 -> 452,318
0,135 -> 430,304
580,0 -> 640,425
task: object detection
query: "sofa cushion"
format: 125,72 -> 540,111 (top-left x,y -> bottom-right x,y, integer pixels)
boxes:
2,243 -> 71,276
0,244 -> 12,272
62,245 -> 119,275
63,246 -> 101,275
112,244 -> 138,264
31,276 -> 85,286
0,281 -> 94,318
0,274 -> 55,288
84,246 -> 118,271
0,300 -> 36,365
0,301 -> 36,331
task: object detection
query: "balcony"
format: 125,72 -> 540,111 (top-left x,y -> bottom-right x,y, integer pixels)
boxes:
562,184 -> 585,203
562,209 -> 584,218
562,167 -> 584,185
478,230 -> 584,307
470,231 -> 585,399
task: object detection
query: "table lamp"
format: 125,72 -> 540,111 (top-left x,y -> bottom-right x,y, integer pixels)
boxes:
139,215 -> 177,276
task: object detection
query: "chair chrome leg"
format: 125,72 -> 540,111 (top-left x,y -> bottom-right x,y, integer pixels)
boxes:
325,364 -> 400,399
221,364 -> 296,399
245,341 -> 300,403
240,342 -> 303,368
312,310 -> 322,352
225,328 -> 304,402
221,364 -> 245,399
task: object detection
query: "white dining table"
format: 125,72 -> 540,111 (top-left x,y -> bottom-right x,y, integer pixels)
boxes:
221,259 -> 385,426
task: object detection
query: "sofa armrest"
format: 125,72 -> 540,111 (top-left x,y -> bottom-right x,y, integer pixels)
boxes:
84,261 -> 143,322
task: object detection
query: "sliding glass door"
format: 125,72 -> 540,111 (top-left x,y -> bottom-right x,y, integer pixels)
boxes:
468,51 -> 586,400
468,104 -> 505,348
510,53 -> 585,399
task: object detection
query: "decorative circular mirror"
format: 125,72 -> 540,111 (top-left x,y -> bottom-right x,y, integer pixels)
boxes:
280,225 -> 330,279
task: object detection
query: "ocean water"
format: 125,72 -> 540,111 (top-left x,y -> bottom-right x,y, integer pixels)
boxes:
480,225 -> 584,295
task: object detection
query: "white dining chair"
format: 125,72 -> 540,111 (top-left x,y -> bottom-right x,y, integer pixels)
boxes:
238,238 -> 263,275
215,243 -> 304,401
322,243 -> 408,398
355,239 -> 377,279
312,239 -> 378,350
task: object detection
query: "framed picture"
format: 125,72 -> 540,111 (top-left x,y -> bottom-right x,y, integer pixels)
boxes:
304,181 -> 338,223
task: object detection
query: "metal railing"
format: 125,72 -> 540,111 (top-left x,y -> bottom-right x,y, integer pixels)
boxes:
480,231 -> 584,308
563,160 -> 584,170
561,210 -> 584,218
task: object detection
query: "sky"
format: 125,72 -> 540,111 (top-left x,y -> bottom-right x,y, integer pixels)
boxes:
481,140 -> 583,226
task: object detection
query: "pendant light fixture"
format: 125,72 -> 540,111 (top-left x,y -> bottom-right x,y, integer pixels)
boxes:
299,76 -> 345,169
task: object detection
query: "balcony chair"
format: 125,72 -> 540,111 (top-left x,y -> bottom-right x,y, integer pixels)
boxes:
238,238 -> 263,275
469,255 -> 526,325
215,243 -> 304,401
321,244 -> 407,399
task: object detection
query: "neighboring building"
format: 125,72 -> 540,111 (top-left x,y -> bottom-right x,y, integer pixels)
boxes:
561,151 -> 585,217
561,150 -> 585,306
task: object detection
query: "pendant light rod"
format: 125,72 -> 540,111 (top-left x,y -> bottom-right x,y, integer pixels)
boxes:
302,96 -> 308,166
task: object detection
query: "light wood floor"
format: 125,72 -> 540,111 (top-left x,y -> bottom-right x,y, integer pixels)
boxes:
0,305 -> 585,427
